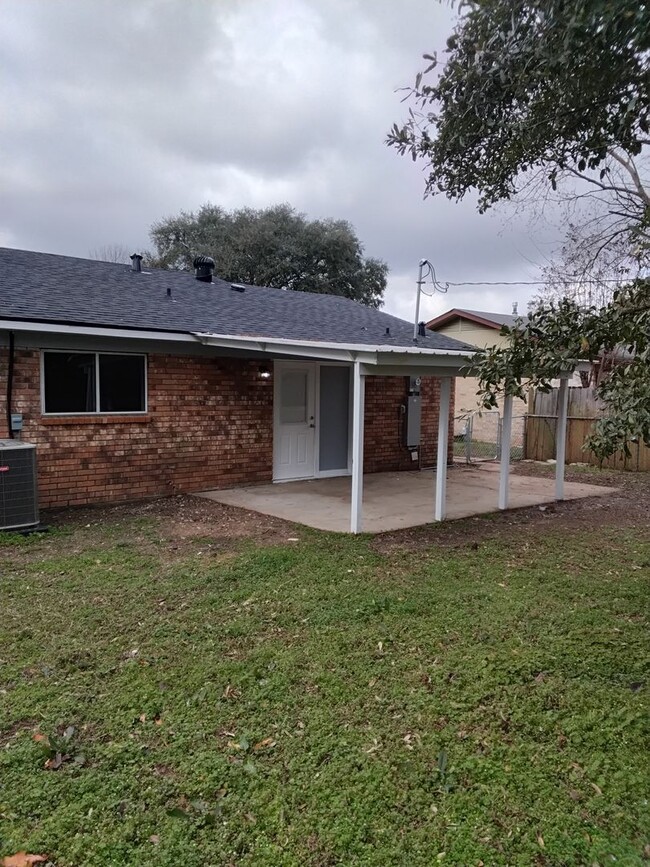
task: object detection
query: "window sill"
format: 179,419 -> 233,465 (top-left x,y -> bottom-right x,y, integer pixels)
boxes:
40,415 -> 151,426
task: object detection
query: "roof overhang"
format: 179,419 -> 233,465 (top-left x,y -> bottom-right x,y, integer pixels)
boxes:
192,331 -> 475,372
0,319 -> 474,374
0,319 -> 195,343
2,319 -> 585,379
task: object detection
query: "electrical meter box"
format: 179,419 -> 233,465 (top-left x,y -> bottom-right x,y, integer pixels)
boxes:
404,376 -> 422,448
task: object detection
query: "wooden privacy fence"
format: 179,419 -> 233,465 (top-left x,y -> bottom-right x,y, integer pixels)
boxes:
525,388 -> 650,472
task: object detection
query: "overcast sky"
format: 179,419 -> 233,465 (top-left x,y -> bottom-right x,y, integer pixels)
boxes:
1,0 -> 562,322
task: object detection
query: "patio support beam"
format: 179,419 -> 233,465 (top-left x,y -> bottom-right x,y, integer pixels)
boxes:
435,377 -> 452,521
350,360 -> 366,534
555,377 -> 569,500
498,393 -> 514,510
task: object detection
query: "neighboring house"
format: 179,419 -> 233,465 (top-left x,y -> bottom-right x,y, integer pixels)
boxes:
426,307 -> 527,438
0,248 -> 474,512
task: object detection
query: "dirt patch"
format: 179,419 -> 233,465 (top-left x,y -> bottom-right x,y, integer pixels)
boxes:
3,467 -> 647,561
51,494 -> 294,541
1,494 -> 300,566
373,463 -> 650,554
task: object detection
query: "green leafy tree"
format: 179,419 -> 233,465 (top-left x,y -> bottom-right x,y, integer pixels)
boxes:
475,280 -> 650,459
388,0 -> 649,282
388,0 -> 649,214
146,203 -> 387,307
388,0 -> 649,458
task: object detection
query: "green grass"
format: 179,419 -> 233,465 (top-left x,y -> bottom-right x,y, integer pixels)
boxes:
1,517 -> 649,866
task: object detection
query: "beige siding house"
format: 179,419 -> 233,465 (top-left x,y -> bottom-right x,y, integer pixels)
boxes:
427,308 -> 527,441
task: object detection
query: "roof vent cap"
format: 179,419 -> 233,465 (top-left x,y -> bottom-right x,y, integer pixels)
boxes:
193,255 -> 215,283
230,283 -> 246,292
130,253 -> 143,273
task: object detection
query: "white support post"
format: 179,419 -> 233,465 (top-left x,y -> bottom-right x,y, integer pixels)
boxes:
350,361 -> 365,534
435,377 -> 452,521
498,393 -> 514,510
555,377 -> 569,500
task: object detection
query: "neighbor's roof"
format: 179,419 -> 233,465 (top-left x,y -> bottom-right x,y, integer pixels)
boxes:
0,248 -> 474,353
427,307 -> 529,331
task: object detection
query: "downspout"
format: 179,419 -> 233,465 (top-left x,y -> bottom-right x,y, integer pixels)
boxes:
5,331 -> 15,439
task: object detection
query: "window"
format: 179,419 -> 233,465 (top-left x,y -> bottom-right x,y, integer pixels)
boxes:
279,370 -> 308,424
43,352 -> 146,414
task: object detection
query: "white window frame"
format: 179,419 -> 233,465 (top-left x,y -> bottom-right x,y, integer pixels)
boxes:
40,349 -> 148,416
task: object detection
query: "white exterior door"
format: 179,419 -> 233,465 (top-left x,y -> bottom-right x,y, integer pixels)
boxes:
274,362 -> 316,481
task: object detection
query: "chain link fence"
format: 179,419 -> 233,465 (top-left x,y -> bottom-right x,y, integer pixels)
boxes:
454,411 -> 526,463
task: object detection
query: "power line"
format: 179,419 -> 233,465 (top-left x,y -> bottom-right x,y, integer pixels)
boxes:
418,277 -> 639,290
443,278 -> 632,286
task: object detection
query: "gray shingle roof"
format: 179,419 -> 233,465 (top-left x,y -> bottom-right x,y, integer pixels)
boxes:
454,309 -> 529,328
0,247 -> 474,352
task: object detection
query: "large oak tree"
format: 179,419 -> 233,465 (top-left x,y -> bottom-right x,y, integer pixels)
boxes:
146,203 -> 387,308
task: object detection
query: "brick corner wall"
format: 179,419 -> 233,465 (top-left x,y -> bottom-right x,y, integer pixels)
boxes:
363,375 -> 455,473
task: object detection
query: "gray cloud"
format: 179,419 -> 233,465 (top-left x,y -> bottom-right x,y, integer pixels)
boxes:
0,0 -> 561,318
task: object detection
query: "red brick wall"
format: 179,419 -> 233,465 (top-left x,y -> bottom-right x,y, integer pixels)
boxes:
0,349 -> 454,508
363,375 -> 455,473
0,350 -> 274,508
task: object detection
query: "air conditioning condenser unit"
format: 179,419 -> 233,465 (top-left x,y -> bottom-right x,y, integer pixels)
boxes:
0,440 -> 39,531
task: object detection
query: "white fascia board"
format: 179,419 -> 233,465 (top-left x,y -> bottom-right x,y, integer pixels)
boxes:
192,331 -> 475,364
193,333 -> 357,361
0,319 -> 197,343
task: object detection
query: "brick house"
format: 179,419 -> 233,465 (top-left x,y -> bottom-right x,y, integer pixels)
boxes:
0,248 -> 475,531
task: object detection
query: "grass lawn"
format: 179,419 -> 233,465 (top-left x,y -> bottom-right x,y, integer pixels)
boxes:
1,494 -> 649,866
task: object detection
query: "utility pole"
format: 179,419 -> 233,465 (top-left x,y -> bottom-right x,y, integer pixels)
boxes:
413,258 -> 427,341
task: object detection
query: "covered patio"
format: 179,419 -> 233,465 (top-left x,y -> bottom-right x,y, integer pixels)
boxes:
192,332 -> 589,533
199,462 -> 615,533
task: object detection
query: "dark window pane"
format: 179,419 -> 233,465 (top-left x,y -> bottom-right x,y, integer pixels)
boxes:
99,355 -> 145,412
43,352 -> 96,413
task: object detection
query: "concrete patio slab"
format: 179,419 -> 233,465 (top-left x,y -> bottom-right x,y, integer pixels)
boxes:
197,464 -> 616,533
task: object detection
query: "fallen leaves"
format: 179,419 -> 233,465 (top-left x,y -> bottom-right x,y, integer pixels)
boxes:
32,726 -> 84,771
227,735 -> 249,752
227,732 -> 277,755
138,713 -> 163,726
2,855 -> 48,867
402,731 -> 421,750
